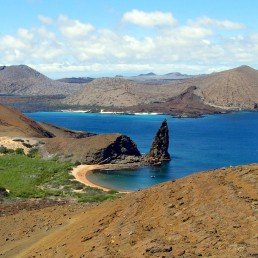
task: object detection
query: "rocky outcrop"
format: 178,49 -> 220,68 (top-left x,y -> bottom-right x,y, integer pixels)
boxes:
0,187 -> 9,197
42,134 -> 142,164
146,120 -> 170,165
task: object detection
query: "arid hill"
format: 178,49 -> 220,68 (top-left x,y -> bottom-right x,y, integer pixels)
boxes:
179,65 -> 258,109
116,86 -> 221,116
1,65 -> 257,114
38,122 -> 94,138
1,164 -> 257,257
0,65 -> 83,96
65,77 -> 188,107
0,104 -> 53,138
64,65 -> 258,113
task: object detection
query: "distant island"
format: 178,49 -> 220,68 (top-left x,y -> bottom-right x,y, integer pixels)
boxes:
0,64 -> 257,117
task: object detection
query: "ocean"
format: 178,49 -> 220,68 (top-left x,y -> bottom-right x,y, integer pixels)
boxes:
27,111 -> 258,191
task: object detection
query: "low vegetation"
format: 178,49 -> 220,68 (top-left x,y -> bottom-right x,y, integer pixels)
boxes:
0,153 -> 118,202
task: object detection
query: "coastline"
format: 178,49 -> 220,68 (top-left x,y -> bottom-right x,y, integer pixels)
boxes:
71,164 -> 132,193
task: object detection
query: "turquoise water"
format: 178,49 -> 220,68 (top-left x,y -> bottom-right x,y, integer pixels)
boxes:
27,112 -> 258,191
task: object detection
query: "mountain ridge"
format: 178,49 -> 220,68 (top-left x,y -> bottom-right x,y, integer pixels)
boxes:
0,65 -> 84,96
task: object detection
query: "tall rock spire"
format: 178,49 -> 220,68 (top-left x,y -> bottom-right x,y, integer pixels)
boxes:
147,119 -> 170,165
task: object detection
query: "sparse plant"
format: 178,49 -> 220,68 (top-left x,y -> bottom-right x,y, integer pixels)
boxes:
15,148 -> 25,155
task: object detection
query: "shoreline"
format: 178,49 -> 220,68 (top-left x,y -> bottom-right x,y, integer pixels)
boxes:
71,164 -> 133,193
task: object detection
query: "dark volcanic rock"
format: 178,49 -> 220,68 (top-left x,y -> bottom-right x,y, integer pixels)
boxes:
0,187 -> 9,197
147,120 -> 170,164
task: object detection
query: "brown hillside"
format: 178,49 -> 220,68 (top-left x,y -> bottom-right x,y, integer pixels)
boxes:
65,66 -> 258,111
0,65 -> 83,96
65,77 -> 188,107
0,104 -> 53,138
178,65 -> 258,109
39,122 -> 95,138
118,86 -> 221,116
1,164 -> 256,257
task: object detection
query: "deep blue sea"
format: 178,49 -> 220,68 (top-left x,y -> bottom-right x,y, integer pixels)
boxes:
26,112 -> 258,191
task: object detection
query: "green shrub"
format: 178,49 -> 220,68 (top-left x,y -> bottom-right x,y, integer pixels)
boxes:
22,142 -> 33,148
0,155 -> 119,203
0,146 -> 8,154
27,148 -> 39,158
74,160 -> 81,166
15,148 -> 25,155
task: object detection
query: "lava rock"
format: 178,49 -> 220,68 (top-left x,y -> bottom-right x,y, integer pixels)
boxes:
147,119 -> 170,164
0,187 -> 9,197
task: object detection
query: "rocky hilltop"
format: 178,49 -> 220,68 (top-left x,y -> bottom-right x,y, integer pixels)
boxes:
1,164 -> 257,257
0,65 -> 83,96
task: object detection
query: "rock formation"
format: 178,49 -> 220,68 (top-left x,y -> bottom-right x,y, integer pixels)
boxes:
147,120 -> 170,164
42,134 -> 142,164
0,187 -> 9,197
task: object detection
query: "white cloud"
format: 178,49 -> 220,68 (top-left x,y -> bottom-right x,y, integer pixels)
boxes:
38,15 -> 53,25
188,16 -> 245,30
122,9 -> 176,27
18,28 -> 34,40
0,13 -> 256,76
58,15 -> 94,38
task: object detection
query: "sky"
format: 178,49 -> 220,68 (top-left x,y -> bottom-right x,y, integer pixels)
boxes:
0,0 -> 257,78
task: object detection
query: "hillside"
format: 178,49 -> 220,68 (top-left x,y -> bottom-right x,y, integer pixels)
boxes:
116,86 -> 221,116
0,65 -> 83,96
1,164 -> 257,257
64,65 -> 258,112
0,104 -> 53,138
1,65 -> 258,114
65,77 -> 188,107
178,65 -> 258,109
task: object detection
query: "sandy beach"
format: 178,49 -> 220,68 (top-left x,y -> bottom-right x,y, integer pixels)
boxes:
71,164 -> 131,193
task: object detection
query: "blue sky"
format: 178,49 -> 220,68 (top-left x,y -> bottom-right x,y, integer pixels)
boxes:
0,0 -> 257,78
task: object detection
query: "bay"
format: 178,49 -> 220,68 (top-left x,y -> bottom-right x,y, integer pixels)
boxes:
27,111 -> 258,191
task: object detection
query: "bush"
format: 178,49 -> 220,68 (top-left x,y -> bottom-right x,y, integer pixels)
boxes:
22,142 -> 33,148
0,146 -> 15,154
27,148 -> 39,158
0,146 -> 8,154
15,148 -> 25,155
74,160 -> 81,166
